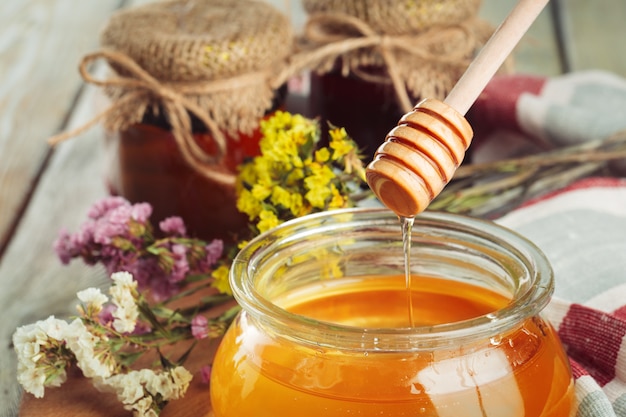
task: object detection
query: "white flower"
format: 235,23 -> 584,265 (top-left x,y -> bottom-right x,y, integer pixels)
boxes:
96,366 -> 191,417
40,316 -> 69,340
110,272 -> 139,333
12,316 -> 70,398
65,318 -> 113,379
168,366 -> 193,400
135,397 -> 157,417
96,370 -> 145,405
77,287 -> 108,314
12,317 -> 67,368
112,271 -> 135,288
16,365 -> 47,398
13,324 -> 43,369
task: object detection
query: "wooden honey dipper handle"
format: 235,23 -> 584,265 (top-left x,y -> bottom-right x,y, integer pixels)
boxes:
445,0 -> 550,115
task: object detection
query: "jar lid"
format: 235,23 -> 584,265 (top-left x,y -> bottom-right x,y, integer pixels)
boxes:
101,0 -> 293,81
303,0 -> 482,35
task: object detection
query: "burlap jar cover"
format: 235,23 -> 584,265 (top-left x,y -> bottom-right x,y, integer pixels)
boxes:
295,0 -> 496,114
51,0 -> 294,187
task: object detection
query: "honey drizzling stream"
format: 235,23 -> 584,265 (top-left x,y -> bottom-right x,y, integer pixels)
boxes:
400,216 -> 415,327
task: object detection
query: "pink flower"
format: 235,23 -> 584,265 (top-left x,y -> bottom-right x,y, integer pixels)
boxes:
200,365 -> 212,384
191,315 -> 209,340
130,202 -> 152,223
204,240 -> 224,266
98,304 -> 116,326
159,217 -> 186,236
53,195 -> 226,301
169,244 -> 190,283
87,196 -> 128,219
53,229 -> 77,264
93,206 -> 131,245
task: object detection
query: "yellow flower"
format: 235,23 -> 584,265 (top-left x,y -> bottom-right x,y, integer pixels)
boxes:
211,265 -> 232,295
285,167 -> 305,185
270,186 -> 293,209
250,157 -> 273,185
259,143 -> 295,171
328,184 -> 346,209
236,189 -> 262,220
314,147 -> 330,163
256,209 -> 280,233
305,185 -> 332,209
329,127 -> 355,160
304,163 -> 335,189
237,162 -> 258,189
236,111 -> 368,237
251,182 -> 272,202
288,192 -> 307,217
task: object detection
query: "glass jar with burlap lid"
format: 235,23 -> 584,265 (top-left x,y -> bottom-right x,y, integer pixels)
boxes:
296,0 -> 496,156
49,0 -> 294,243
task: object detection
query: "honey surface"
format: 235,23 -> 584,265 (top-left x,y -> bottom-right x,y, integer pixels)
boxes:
211,275 -> 573,417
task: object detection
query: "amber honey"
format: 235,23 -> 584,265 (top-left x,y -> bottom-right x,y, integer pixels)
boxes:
211,275 -> 573,417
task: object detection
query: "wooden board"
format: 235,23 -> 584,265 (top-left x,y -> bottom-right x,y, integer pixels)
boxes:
0,0 -> 121,253
1,82 -> 112,416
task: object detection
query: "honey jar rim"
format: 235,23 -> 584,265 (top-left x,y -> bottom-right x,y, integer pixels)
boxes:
230,207 -> 554,351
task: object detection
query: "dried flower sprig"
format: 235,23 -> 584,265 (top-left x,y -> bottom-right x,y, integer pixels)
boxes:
431,129 -> 626,217
13,270 -> 238,416
236,111 -> 367,235
14,198 -> 238,416
53,196 -> 228,300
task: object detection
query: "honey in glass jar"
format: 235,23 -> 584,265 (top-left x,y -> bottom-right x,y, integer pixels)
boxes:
210,208 -> 574,416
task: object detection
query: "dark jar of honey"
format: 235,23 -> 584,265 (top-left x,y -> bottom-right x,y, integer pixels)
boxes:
308,66 -> 404,156
97,0 -> 293,242
210,207 -> 574,416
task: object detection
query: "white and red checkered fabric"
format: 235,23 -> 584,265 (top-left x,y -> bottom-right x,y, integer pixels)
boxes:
498,178 -> 626,417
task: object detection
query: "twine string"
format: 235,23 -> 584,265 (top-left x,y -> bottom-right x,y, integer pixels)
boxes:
276,13 -> 475,113
48,49 -> 273,186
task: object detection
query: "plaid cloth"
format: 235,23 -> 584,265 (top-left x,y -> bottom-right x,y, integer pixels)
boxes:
474,71 -> 626,417
497,178 -> 626,417
469,70 -> 626,151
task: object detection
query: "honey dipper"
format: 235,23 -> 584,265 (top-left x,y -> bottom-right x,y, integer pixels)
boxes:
365,0 -> 550,218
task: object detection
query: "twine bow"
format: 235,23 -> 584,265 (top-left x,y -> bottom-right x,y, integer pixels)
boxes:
282,13 -> 476,113
49,49 -> 273,186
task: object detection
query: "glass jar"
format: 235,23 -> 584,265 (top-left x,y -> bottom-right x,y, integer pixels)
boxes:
210,208 -> 574,416
104,91 -> 285,244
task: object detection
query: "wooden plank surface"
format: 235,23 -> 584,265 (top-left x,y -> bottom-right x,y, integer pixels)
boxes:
1,85 -> 111,416
2,0 -> 624,416
0,1 -> 123,415
0,0 -> 121,254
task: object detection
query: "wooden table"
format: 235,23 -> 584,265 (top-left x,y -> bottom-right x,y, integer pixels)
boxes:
1,0 -> 625,416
